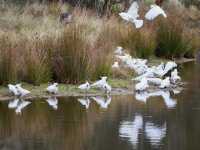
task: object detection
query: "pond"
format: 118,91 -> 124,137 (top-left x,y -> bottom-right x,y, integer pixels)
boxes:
0,62 -> 199,150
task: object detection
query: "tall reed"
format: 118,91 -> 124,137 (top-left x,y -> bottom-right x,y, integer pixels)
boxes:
0,34 -> 18,85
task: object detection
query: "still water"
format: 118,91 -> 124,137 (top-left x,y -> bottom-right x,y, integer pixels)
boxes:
0,62 -> 199,150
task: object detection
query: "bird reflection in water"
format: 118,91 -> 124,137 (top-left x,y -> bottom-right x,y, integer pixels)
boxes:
145,122 -> 166,147
46,96 -> 58,110
8,99 -> 31,115
77,97 -> 90,109
119,114 -> 143,148
91,95 -> 112,109
135,89 -> 181,108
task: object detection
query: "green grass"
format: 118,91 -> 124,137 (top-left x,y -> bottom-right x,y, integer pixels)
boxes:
0,78 -> 133,99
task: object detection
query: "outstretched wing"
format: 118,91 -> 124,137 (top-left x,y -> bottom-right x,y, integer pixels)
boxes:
127,1 -> 139,19
145,5 -> 167,20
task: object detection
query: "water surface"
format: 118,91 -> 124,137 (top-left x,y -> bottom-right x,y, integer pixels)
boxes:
0,62 -> 199,150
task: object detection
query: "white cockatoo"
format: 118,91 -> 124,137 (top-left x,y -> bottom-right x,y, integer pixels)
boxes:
114,46 -> 124,55
119,1 -> 143,28
147,78 -> 162,86
91,76 -> 108,88
112,62 -> 120,69
15,84 -> 31,97
170,69 -> 181,84
102,82 -> 112,94
145,4 -> 167,21
78,81 -> 90,93
135,77 -> 149,91
160,77 -> 171,88
46,83 -> 58,94
8,84 -> 20,96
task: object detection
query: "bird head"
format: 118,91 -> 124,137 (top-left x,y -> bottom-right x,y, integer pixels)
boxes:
53,83 -> 58,86
101,76 -> 107,81
15,83 -> 22,88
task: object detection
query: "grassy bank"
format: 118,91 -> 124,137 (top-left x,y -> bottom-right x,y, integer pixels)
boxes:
0,2 -> 199,86
0,78 -> 134,101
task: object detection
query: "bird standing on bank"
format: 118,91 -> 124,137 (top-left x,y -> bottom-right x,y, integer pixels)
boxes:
135,77 -> 149,91
91,76 -> 108,88
47,83 -> 58,94
170,69 -> 181,84
78,81 -> 90,94
160,77 -> 171,88
112,62 -> 119,69
15,84 -> 31,97
8,84 -> 20,96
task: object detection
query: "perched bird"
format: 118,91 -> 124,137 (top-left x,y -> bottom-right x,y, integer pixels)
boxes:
112,62 -> 119,69
134,64 -> 148,75
135,77 -> 149,91
116,53 -> 132,63
78,81 -> 90,94
170,69 -> 181,84
160,77 -> 170,88
161,61 -> 177,76
114,46 -> 124,55
147,77 -> 162,86
8,99 -> 19,109
145,4 -> 167,21
92,96 -> 111,109
119,1 -> 143,28
15,84 -> 31,97
134,68 -> 155,81
47,83 -> 58,94
77,98 -> 90,109
15,100 -> 31,115
8,84 -> 20,96
46,97 -> 58,110
91,76 -> 107,88
153,62 -> 165,77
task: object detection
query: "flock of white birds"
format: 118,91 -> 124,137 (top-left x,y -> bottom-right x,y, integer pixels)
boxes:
119,1 -> 167,28
7,83 -> 59,114
78,76 -> 112,94
114,46 -> 181,90
113,46 -> 182,106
